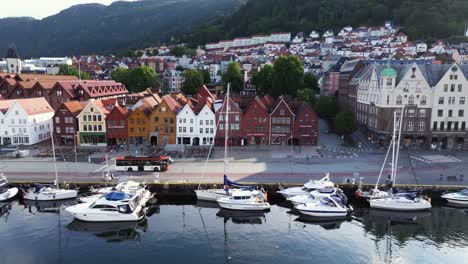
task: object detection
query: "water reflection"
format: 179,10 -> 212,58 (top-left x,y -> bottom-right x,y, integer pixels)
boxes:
216,209 -> 267,225
295,215 -> 347,230
67,219 -> 148,242
21,199 -> 75,214
0,202 -> 12,222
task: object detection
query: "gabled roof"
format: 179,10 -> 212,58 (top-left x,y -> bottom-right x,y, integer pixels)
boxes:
12,98 -> 54,115
61,101 -> 87,117
6,45 -> 20,59
0,100 -> 14,114
161,94 -> 182,114
270,97 -> 296,117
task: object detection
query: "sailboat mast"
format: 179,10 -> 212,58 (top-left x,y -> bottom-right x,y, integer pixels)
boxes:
390,112 -> 396,185
50,120 -> 59,189
393,106 -> 405,186
224,83 -> 230,176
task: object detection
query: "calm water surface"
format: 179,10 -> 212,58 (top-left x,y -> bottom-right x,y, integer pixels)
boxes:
0,199 -> 467,264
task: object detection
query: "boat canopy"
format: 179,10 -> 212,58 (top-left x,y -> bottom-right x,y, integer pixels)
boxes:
317,187 -> 335,193
32,183 -> 54,193
224,175 -> 254,190
460,189 -> 468,196
105,192 -> 131,201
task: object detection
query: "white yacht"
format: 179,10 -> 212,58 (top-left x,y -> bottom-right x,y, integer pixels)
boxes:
441,189 -> 468,206
79,180 -> 145,203
369,110 -> 431,212
287,187 -> 339,206
0,174 -> 18,201
23,122 -> 78,201
295,194 -> 353,218
66,188 -> 153,222
217,190 -> 270,211
277,173 -> 334,198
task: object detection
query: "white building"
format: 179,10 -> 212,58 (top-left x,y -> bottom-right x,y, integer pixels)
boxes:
416,42 -> 428,53
0,98 -> 54,145
163,69 -> 184,93
430,64 -> 468,149
176,103 -> 216,146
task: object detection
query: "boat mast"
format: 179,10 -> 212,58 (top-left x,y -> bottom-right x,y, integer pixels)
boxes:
50,120 -> 59,189
224,83 -> 230,176
390,112 -> 396,187
393,106 -> 404,186
374,136 -> 393,191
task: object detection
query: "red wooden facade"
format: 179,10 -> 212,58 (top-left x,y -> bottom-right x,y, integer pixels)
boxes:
269,98 -> 296,145
105,105 -> 129,146
53,101 -> 86,145
215,96 -> 243,146
242,96 -> 271,145
292,102 -> 319,145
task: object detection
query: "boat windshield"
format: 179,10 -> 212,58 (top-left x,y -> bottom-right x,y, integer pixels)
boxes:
460,189 -> 468,196
105,192 -> 131,201
317,187 -> 334,193
320,197 -> 337,207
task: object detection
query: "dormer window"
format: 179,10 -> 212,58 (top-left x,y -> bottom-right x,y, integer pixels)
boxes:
57,90 -> 62,96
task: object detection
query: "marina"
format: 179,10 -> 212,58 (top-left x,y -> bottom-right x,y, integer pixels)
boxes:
0,193 -> 468,264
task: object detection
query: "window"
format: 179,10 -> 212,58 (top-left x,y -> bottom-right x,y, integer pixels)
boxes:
451,84 -> 455,92
93,125 -> 97,131
419,109 -> 426,118
235,115 -> 239,122
449,110 -> 453,117
418,121 -> 425,131
210,128 -> 213,133
407,121 -> 414,131
178,127 -> 182,132
454,122 -> 459,131
90,107 -> 93,112
219,124 -> 224,130
408,95 -> 414,105
205,128 -> 209,133
438,97 -> 444,104
190,127 -> 193,133
200,120 -> 203,125
88,115 -> 92,121
93,115 -> 97,121
447,122 -> 452,131
449,97 -> 456,105
83,115 -> 87,121
458,84 -> 463,92
210,120 -> 213,125
433,121 -> 437,130
98,115 -> 102,121
183,127 -> 186,133
56,127 -> 61,133
444,84 -> 448,92
460,97 -> 465,105
408,109 -> 415,117
386,95 -> 390,105
24,137 -> 29,144
190,119 -> 193,124
396,95 -> 402,105
386,78 -> 392,85
280,109 -> 284,115
421,96 -> 427,105
83,125 -> 88,131
88,125 -> 92,131
205,120 -> 209,125
438,110 -> 443,117
200,128 -> 203,133
55,117 -> 60,123
462,122 -> 466,131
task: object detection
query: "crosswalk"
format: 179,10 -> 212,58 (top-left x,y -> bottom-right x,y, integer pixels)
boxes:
321,146 -> 374,153
410,155 -> 463,164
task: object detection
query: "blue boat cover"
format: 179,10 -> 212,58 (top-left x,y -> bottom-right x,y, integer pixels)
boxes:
224,175 -> 254,190
105,192 -> 131,201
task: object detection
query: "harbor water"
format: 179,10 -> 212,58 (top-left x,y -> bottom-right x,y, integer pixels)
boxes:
0,199 -> 467,264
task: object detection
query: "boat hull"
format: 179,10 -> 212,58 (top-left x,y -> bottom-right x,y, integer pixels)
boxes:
0,187 -> 18,201
23,189 -> 78,201
217,200 -> 270,211
441,193 -> 468,206
370,198 -> 431,211
195,189 -> 229,201
297,209 -> 349,218
277,187 -> 308,198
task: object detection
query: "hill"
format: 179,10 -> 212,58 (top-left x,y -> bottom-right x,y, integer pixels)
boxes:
0,0 -> 244,57
186,0 -> 468,45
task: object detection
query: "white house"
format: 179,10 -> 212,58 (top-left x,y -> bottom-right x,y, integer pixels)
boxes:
176,103 -> 216,146
0,98 -> 54,146
430,64 -> 468,149
416,42 -> 428,53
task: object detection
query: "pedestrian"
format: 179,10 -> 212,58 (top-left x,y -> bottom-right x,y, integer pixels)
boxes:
141,147 -> 144,154
460,175 -> 464,181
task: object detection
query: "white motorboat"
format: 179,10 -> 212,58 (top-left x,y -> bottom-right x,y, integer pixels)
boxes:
287,187 -> 338,206
277,173 -> 335,198
295,194 -> 353,218
370,192 -> 431,211
23,184 -> 78,201
65,188 -> 153,222
79,180 -> 145,203
369,110 -> 431,211
0,174 -> 18,201
217,190 -> 270,211
441,189 -> 468,206
24,122 -> 78,201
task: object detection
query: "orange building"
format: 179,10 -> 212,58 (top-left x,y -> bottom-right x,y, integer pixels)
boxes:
149,95 -> 182,145
127,108 -> 150,145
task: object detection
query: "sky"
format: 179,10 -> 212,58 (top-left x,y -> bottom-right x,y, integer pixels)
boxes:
1,0 -> 131,19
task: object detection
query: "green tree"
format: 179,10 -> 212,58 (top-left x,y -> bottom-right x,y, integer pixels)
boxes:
334,111 -> 356,135
136,50 -> 143,57
170,46 -> 186,57
145,49 -> 153,57
200,69 -> 211,84
182,69 -> 204,95
304,72 -> 319,91
152,49 -> 159,56
315,96 -> 338,119
58,64 -> 89,80
222,62 -> 243,93
252,64 -> 273,94
297,88 -> 316,105
111,66 -> 159,92
272,55 -> 304,97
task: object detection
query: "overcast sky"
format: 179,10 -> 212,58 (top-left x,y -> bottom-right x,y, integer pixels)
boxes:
1,0 -> 131,19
